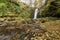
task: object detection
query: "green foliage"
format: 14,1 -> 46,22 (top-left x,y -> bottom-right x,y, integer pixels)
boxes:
38,0 -> 60,17
0,3 -> 7,17
0,0 -> 7,3
18,7 -> 34,18
0,0 -> 34,18
0,0 -> 60,18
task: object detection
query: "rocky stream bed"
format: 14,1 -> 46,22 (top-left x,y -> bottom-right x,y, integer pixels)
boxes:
0,18 -> 60,40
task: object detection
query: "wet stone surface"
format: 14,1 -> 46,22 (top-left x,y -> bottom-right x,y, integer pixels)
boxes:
0,19 -> 60,40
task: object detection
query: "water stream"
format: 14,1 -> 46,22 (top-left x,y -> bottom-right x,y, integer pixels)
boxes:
33,0 -> 46,19
33,8 -> 39,19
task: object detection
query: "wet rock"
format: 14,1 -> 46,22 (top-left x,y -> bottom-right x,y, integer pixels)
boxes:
7,21 -> 17,26
0,22 -> 7,27
8,18 -> 15,21
30,28 -> 46,37
0,18 -> 5,22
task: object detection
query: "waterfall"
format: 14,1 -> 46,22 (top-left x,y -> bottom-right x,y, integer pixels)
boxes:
33,8 -> 38,19
19,0 -> 46,19
33,0 -> 46,19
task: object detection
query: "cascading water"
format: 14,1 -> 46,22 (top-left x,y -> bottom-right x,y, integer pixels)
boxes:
33,0 -> 46,19
33,8 -> 39,19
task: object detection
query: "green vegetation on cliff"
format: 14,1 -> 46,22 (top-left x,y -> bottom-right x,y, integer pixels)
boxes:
0,0 -> 60,18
